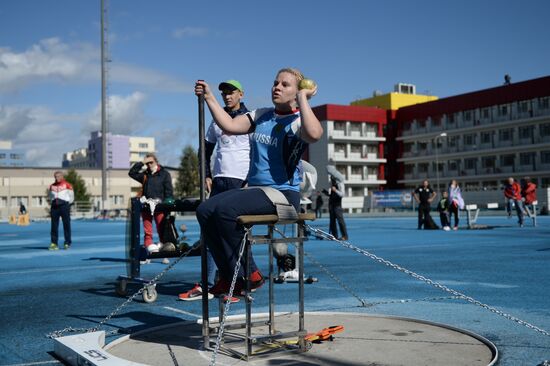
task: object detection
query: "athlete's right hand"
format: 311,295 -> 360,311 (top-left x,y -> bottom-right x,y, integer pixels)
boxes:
195,80 -> 212,98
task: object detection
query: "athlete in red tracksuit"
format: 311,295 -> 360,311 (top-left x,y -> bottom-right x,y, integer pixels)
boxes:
503,177 -> 524,226
49,171 -> 74,250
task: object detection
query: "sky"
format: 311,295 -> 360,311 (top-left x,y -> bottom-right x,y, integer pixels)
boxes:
1,0 -> 549,167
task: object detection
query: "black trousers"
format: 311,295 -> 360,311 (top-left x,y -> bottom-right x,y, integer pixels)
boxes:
417,204 -> 431,229
329,205 -> 348,239
51,203 -> 71,245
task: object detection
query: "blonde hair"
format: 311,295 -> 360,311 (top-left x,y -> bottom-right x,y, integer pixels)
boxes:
276,67 -> 304,85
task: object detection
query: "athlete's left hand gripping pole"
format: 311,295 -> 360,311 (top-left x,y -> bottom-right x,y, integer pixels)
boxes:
197,80 -> 210,347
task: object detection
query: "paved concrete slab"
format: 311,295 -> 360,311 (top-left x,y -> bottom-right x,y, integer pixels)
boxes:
106,312 -> 497,365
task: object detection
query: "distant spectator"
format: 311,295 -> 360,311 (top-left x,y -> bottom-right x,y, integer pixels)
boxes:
48,171 -> 74,250
436,191 -> 450,231
128,153 -> 174,253
413,179 -> 437,229
503,177 -> 524,227
19,202 -> 27,215
315,191 -> 323,218
521,176 -> 537,223
448,179 -> 465,230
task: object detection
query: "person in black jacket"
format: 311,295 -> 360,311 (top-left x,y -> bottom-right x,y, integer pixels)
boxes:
323,176 -> 348,240
129,153 -> 174,253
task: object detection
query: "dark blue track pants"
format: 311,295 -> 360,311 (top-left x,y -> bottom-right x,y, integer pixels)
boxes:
51,203 -> 71,245
196,188 -> 299,280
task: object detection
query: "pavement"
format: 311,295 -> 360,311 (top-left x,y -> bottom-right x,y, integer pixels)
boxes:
0,214 -> 549,365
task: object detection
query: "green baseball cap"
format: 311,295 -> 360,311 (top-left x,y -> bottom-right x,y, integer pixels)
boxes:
218,79 -> 243,92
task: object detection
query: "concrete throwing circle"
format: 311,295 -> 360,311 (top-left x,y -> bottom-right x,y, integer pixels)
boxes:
106,312 -> 498,365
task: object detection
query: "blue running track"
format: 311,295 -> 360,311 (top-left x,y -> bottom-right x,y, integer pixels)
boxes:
0,215 -> 549,365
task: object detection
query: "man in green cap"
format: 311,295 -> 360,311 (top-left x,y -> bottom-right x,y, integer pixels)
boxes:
178,79 -> 250,302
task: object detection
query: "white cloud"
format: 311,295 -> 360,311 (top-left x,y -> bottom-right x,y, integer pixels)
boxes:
1,104 -> 88,166
85,92 -> 150,135
0,38 -> 191,93
0,38 -> 97,92
172,27 -> 209,39
110,63 -> 191,93
2,91 -> 154,166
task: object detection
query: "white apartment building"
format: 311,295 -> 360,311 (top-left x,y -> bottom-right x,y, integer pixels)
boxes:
310,104 -> 387,213
0,167 -> 178,219
396,76 -> 550,192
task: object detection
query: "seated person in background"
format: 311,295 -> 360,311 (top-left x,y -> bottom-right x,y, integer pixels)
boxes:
128,153 -> 174,253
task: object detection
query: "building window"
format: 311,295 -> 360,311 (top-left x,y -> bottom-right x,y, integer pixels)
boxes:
418,163 -> 429,174
351,187 -> 364,197
465,158 -> 477,170
540,151 -> 550,164
500,154 -> 515,167
481,156 -> 495,168
519,126 -> 532,139
539,97 -> 549,109
519,101 -> 529,113
138,143 -> 149,148
540,123 -> 550,137
464,111 -> 472,121
464,134 -> 476,146
350,144 -> 362,154
110,195 -> 124,205
482,108 -> 490,119
11,196 -> 28,207
480,132 -> 492,144
0,196 -> 7,207
32,196 -> 47,207
334,143 -> 346,154
519,152 -> 534,166
499,105 -> 509,116
499,129 -> 513,141
447,114 -> 455,123
0,153 -> 5,159
448,160 -> 458,170
418,119 -> 426,128
404,165 -> 414,174
448,136 -> 459,147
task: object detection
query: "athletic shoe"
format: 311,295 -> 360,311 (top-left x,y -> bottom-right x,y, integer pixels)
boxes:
235,270 -> 265,294
178,283 -> 214,301
64,243 -> 71,250
162,258 -> 170,264
223,295 -> 240,303
140,259 -> 151,265
453,226 -> 458,231
443,226 -> 451,231
48,243 -> 59,251
146,243 -> 160,254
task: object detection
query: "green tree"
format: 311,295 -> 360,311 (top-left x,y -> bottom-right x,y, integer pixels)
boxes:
64,169 -> 91,209
175,145 -> 200,198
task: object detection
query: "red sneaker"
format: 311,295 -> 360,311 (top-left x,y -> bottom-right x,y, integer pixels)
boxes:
178,284 -> 213,301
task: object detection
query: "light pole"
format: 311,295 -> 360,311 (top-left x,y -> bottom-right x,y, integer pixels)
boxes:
434,132 -> 447,194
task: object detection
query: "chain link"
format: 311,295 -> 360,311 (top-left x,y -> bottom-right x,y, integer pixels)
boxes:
46,245 -> 195,339
307,225 -> 550,338
209,229 -> 249,366
274,227 -> 460,308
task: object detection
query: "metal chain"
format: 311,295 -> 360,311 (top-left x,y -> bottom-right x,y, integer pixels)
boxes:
274,227 -> 460,308
46,246 -> 195,339
272,226 -> 370,307
307,225 -> 550,338
209,229 -> 249,366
